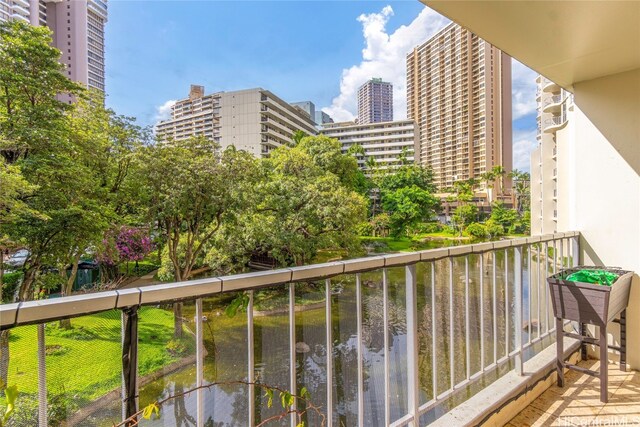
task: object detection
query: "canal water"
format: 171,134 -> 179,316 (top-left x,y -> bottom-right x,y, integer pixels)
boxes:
82,245 -> 561,427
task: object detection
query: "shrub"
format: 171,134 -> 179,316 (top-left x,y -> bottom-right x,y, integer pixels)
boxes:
355,221 -> 373,236
1,271 -> 23,302
485,219 -> 505,238
414,222 -> 443,234
466,222 -> 488,238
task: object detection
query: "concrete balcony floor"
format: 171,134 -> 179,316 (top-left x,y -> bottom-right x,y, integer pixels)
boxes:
507,360 -> 640,426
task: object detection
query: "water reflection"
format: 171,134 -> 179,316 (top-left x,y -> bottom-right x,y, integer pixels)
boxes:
89,245 -> 557,426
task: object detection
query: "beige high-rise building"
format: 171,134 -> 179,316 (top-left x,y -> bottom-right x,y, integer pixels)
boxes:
0,0 -> 108,97
530,76 -> 574,235
156,85 -> 318,158
407,22 -> 512,194
46,0 -> 108,94
321,119 -> 418,174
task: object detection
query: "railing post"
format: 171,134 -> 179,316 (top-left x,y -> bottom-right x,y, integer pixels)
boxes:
289,283 -> 297,427
572,234 -> 580,267
37,323 -> 47,427
431,263 -> 438,399
122,306 -> 139,425
382,269 -> 390,426
448,257 -> 455,389
325,280 -> 333,427
406,264 -> 420,425
195,298 -> 204,427
514,246 -> 523,375
356,273 -> 365,427
464,257 -> 470,380
247,291 -> 255,427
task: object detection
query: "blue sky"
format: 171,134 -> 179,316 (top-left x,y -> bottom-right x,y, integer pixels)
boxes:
105,1 -> 538,171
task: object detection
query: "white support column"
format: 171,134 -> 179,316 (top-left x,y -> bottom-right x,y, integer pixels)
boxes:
492,254 -> 498,364
505,249 -> 510,357
514,247 -> 524,375
195,298 -> 204,427
405,264 -> 420,425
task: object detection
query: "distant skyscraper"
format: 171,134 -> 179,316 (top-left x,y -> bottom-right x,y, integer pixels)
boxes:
0,0 -> 108,97
291,101 -> 316,123
315,110 -> 334,126
357,78 -> 393,124
407,22 -> 512,192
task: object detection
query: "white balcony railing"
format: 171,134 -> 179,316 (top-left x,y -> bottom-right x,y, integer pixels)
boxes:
0,232 -> 579,427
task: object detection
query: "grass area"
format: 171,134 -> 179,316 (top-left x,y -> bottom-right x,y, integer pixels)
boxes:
118,260 -> 159,278
5,306 -> 183,404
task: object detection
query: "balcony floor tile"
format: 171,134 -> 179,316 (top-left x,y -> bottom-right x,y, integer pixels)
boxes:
509,360 -> 640,427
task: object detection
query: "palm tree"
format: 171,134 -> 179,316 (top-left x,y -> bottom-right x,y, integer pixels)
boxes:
509,169 -> 530,213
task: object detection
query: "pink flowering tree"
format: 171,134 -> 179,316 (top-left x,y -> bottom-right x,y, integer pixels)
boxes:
97,226 -> 154,278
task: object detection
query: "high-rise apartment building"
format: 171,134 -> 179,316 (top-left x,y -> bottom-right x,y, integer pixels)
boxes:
321,119 -> 418,174
0,0 -> 108,96
156,85 -> 318,158
47,0 -> 108,93
0,0 -> 45,25
315,110 -> 334,126
530,76 -> 574,235
407,23 -> 512,193
357,78 -> 393,124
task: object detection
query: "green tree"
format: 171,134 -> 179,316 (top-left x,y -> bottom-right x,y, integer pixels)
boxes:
382,186 -> 439,237
451,204 -> 478,236
509,169 -> 531,214
141,138 -> 258,282
223,136 -> 367,267
489,201 -> 520,233
0,21 -> 82,163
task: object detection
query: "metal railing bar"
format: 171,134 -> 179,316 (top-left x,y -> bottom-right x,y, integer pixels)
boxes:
528,245 -> 532,345
247,291 -> 255,426
1,233 -> 580,331
544,241 -> 550,335
383,268 -> 391,426
514,246 -> 523,375
325,280 -> 333,427
492,252 -> 498,365
479,254 -> 485,372
388,413 -> 415,427
289,283 -> 297,427
405,264 -> 420,425
465,256 -> 471,380
356,273 -> 364,427
448,257 -> 455,390
431,262 -> 438,401
504,249 -> 509,358
537,243 -> 542,340
37,323 -> 48,427
195,298 -> 204,427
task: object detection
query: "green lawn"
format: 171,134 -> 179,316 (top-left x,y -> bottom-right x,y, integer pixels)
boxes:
5,306 -> 182,403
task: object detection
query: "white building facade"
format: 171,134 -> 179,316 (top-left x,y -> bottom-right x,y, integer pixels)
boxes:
156,86 -> 318,158
321,120 -> 418,173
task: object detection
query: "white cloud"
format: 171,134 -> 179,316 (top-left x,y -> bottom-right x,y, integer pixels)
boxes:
511,59 -> 538,120
323,5 -> 450,122
155,99 -> 177,122
512,129 -> 538,172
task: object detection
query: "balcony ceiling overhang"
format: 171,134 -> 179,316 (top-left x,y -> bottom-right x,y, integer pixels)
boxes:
422,1 -> 640,91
